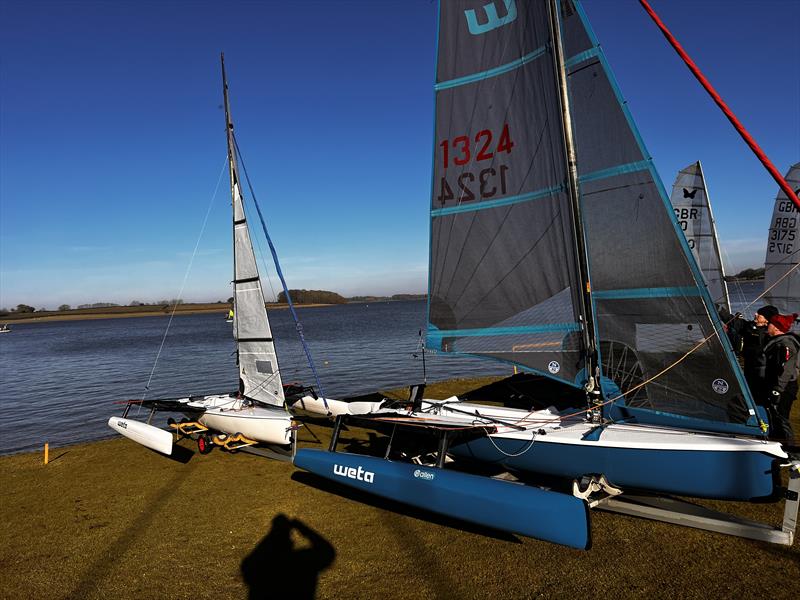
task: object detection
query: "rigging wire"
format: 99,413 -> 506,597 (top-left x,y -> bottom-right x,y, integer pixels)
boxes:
138,157 -> 228,407
502,261 -> 800,433
231,132 -> 329,410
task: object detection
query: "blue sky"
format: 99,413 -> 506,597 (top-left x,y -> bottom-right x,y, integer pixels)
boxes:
1,0 -> 798,309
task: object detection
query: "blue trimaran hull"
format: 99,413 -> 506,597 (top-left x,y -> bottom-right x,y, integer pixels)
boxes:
450,438 -> 779,501
293,449 -> 591,550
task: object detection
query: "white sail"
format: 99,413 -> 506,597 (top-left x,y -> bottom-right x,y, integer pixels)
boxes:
763,162 -> 800,314
224,83 -> 285,407
669,161 -> 731,313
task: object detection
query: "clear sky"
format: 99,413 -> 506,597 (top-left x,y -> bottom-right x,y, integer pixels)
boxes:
1,0 -> 798,310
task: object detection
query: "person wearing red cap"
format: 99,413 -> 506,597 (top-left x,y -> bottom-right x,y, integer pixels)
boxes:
762,312 -> 799,444
736,305 -> 779,402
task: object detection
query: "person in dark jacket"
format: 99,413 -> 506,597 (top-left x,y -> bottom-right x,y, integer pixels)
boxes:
737,305 -> 779,402
763,312 -> 799,443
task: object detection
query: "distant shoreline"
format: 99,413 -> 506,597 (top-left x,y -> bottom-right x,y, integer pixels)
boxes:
0,303 -> 332,324
1,298 -> 427,324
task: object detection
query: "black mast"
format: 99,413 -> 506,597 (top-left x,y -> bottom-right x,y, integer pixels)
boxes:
547,0 -> 601,415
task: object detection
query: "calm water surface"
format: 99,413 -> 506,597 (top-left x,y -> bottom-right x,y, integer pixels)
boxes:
0,300 -> 504,455
0,282 -> 767,456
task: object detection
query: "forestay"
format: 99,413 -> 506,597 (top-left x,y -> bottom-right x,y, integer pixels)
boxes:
223,74 -> 285,408
669,162 -> 731,313
763,162 -> 800,314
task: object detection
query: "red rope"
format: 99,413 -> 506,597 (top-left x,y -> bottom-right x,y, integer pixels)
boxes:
639,0 -> 800,210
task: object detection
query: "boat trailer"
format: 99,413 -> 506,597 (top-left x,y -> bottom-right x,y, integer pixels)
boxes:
574,461 -> 799,546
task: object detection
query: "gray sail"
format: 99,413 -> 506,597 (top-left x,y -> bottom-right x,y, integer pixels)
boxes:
669,162 -> 731,313
763,162 -> 800,314
223,64 -> 285,407
427,0 -> 585,386
561,1 -> 758,432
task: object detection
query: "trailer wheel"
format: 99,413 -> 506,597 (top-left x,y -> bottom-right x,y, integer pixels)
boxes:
197,434 -> 213,455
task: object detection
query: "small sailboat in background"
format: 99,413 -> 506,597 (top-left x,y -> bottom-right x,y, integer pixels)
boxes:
109,54 -> 332,456
763,162 -> 800,315
669,161 -> 731,314
225,308 -> 234,323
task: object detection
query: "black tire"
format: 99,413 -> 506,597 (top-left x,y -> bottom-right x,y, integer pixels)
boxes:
167,417 -> 176,427
197,434 -> 213,455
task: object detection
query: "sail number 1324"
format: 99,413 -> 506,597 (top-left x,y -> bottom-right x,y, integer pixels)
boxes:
437,124 -> 514,205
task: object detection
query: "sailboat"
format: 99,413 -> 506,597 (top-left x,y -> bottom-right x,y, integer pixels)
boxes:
763,162 -> 800,314
109,55 -> 331,455
669,161 -> 731,314
294,0 -> 798,547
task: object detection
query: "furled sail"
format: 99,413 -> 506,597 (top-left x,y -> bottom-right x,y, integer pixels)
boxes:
560,1 -> 758,432
763,162 -> 800,314
223,66 -> 285,407
427,0 -> 586,386
669,162 -> 731,313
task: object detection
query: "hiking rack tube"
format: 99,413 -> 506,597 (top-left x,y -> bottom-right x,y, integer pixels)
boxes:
293,416 -> 591,550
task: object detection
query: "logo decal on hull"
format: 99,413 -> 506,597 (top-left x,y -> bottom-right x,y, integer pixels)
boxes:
548,361 -> 560,374
711,378 -> 729,394
333,464 -> 374,483
413,469 -> 435,481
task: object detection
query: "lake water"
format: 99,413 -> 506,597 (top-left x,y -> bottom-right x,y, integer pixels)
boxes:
0,300 -> 506,455
0,282 -> 766,456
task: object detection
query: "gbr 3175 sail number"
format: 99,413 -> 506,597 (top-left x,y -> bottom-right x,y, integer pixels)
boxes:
437,124 -> 514,205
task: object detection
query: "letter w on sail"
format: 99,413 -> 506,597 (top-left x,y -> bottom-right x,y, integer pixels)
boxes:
465,0 -> 517,35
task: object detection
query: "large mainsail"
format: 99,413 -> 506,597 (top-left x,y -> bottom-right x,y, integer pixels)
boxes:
222,57 -> 285,407
763,162 -> 800,314
669,162 -> 731,313
427,1 -> 586,386
428,1 -> 760,434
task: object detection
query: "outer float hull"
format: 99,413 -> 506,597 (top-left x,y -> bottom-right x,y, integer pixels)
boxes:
293,448 -> 591,549
107,417 -> 173,455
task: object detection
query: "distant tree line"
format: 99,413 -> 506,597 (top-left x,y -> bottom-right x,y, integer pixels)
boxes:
726,267 -> 765,281
348,294 -> 427,302
276,290 -> 347,304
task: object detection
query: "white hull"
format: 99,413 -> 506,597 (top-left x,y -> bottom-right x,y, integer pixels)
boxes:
370,398 -> 787,458
293,394 -> 384,418
188,394 -> 293,445
107,417 -> 173,455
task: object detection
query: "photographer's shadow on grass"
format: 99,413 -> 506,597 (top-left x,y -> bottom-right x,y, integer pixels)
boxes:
241,513 -> 335,600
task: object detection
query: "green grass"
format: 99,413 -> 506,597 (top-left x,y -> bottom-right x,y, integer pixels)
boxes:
1,377 -> 798,599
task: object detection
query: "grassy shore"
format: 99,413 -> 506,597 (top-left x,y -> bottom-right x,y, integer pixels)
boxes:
2,378 -> 798,600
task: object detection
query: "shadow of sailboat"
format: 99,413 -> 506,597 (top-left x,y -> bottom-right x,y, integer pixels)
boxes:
241,514 -> 335,600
